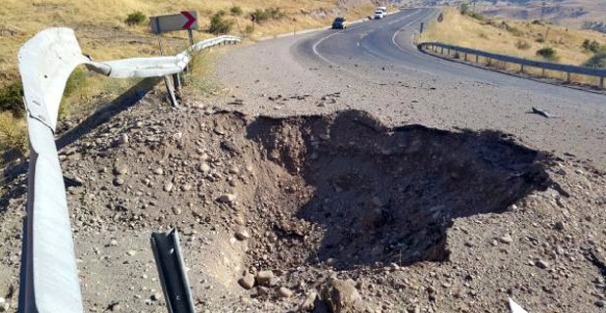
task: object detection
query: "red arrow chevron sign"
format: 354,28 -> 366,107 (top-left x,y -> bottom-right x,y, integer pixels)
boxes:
151,11 -> 199,34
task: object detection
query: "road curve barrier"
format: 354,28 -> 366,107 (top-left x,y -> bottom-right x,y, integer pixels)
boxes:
418,41 -> 606,90
16,27 -> 239,313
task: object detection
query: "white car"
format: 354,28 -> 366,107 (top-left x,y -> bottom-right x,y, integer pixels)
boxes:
374,10 -> 385,19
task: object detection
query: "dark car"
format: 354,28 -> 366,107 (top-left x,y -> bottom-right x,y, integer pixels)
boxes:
332,17 -> 347,29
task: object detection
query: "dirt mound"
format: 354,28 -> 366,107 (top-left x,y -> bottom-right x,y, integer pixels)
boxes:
1,103 -> 605,313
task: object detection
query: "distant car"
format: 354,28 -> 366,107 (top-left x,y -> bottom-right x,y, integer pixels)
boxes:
332,17 -> 347,29
374,10 -> 385,19
377,6 -> 387,13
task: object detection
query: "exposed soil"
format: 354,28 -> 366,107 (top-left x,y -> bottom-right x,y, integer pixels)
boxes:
1,93 -> 606,313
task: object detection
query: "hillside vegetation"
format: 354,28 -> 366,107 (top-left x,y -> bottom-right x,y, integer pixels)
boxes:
0,0 -> 374,161
423,7 -> 606,67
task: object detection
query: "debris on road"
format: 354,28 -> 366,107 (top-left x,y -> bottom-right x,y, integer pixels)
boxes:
531,106 -> 551,118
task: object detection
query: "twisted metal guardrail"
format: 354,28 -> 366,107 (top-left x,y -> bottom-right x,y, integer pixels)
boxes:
418,41 -> 606,89
17,27 -> 239,313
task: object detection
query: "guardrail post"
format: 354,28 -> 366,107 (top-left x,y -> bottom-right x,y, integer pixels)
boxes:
600,77 -> 605,89
440,47 -> 444,54
464,53 -> 468,61
475,55 -> 479,63
447,48 -> 450,55
520,64 -> 524,73
566,72 -> 571,82
541,68 -> 546,77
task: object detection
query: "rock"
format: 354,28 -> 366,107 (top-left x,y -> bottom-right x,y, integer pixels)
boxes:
181,184 -> 192,192
127,250 -> 137,256
278,287 -> 293,298
235,228 -> 250,241
320,278 -> 365,313
0,299 -> 8,313
164,182 -> 174,192
113,164 -> 128,175
113,177 -> 125,186
554,221 -> 565,231
119,133 -> 129,145
199,163 -> 211,174
499,234 -> 513,244
256,270 -> 274,285
150,293 -> 161,301
172,207 -> 182,215
301,291 -> 318,310
218,193 -> 237,203
153,168 -> 164,175
535,259 -> 549,269
595,300 -> 605,308
109,239 -> 118,246
239,272 -> 255,290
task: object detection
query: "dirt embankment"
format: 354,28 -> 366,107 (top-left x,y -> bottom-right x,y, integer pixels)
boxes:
1,91 -> 605,312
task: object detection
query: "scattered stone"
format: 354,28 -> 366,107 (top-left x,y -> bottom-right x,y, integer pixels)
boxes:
109,239 -> 118,246
278,287 -> 293,298
320,278 -> 365,313
150,293 -> 161,301
218,193 -> 237,203
535,259 -> 549,269
113,177 -> 125,186
199,162 -> 211,174
235,228 -> 250,241
256,270 -> 274,285
499,234 -> 513,244
595,300 -> 605,308
113,164 -> 128,175
153,168 -> 164,175
181,184 -> 192,192
301,291 -> 318,310
164,182 -> 174,192
119,133 -> 129,145
239,272 -> 255,290
172,207 -> 182,215
127,250 -> 137,256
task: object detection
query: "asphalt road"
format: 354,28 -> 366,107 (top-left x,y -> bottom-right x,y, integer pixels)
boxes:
217,8 -> 606,169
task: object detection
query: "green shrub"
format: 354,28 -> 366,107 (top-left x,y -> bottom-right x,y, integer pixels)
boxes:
582,39 -> 601,53
468,12 -> 484,21
536,47 -> 558,61
532,20 -> 543,25
208,12 -> 233,35
502,22 -> 523,37
253,7 -> 286,23
460,3 -> 470,15
535,37 -> 545,43
230,6 -> 243,16
0,82 -> 24,119
125,11 -> 146,26
245,25 -> 254,34
583,52 -> 606,68
515,40 -> 531,50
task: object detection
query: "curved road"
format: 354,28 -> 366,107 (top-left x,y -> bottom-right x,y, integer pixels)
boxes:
217,8 -> 606,169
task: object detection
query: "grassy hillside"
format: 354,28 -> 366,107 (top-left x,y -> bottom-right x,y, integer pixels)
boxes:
0,0 -> 375,160
423,7 -> 606,67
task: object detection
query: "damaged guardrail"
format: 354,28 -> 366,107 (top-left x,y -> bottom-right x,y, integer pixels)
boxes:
17,27 -> 238,313
418,41 -> 606,89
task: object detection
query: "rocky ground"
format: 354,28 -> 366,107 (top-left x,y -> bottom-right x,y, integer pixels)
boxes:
0,83 -> 606,313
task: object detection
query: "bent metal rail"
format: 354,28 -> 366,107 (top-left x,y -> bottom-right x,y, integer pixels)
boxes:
17,28 -> 238,313
418,42 -> 606,89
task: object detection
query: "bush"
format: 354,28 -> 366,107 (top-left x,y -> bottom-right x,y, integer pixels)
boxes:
535,37 -> 545,43
468,12 -> 484,21
532,20 -> 543,25
125,11 -> 146,26
245,25 -> 254,34
0,82 -> 24,119
582,39 -> 601,53
583,52 -> 606,68
515,40 -> 531,50
208,12 -> 233,35
460,3 -> 470,15
502,22 -> 523,37
536,47 -> 558,61
253,7 -> 286,23
230,6 -> 243,16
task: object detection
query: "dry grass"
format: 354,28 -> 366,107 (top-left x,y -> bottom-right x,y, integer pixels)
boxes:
0,0 -> 376,160
423,7 -> 606,66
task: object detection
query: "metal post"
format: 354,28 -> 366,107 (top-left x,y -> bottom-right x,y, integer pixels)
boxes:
521,64 -> 525,73
566,72 -> 571,82
475,55 -> 479,63
600,77 -> 604,89
464,53 -> 468,61
440,47 -> 444,54
542,68 -> 546,77
173,73 -> 181,91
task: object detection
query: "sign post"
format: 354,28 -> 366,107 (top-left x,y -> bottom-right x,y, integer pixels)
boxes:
150,11 -> 199,107
420,22 -> 424,34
